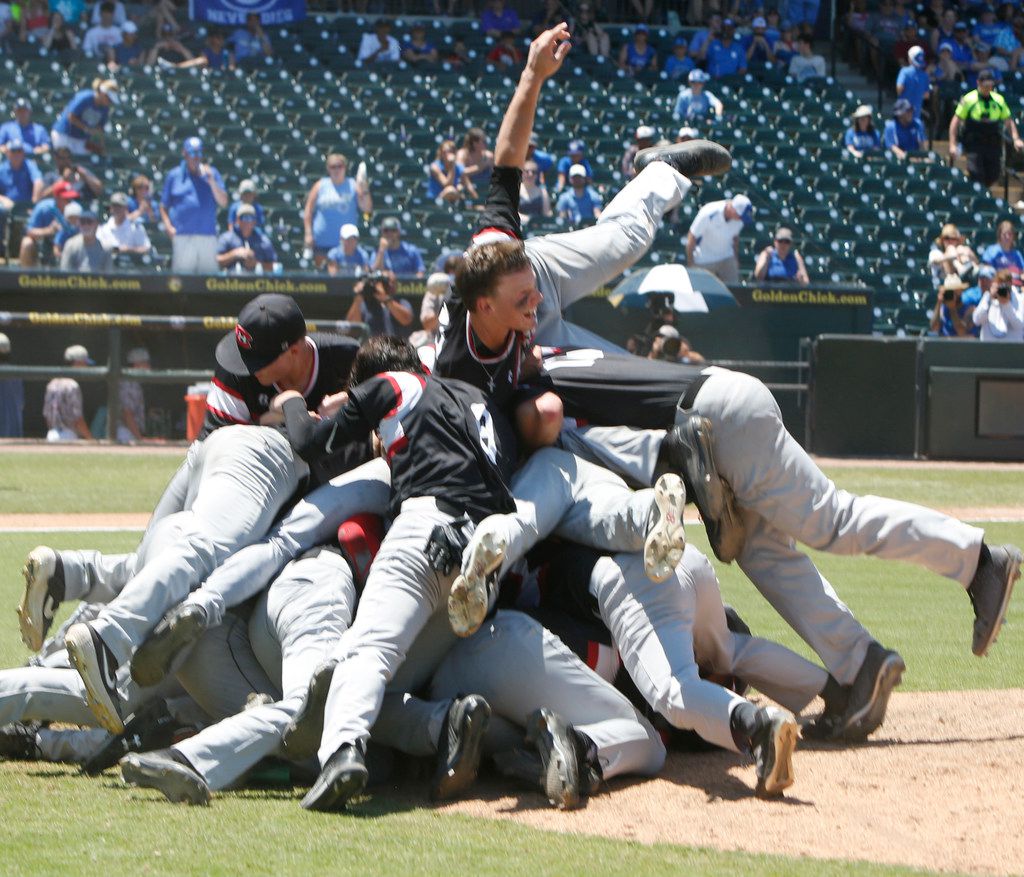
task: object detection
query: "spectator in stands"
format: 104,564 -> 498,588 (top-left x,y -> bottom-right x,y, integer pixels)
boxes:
876,0 -> 913,53
326,223 -> 371,277
60,209 -> 113,272
49,0 -> 85,27
686,194 -> 753,284
228,179 -> 265,232
844,104 -> 883,157
44,345 -> 93,442
929,275 -> 978,337
942,22 -> 975,75
456,128 -> 495,190
90,0 -> 125,24
664,34 -> 695,80
689,13 -> 721,60
357,19 -> 401,64
928,223 -> 979,288
884,99 -> 927,159
962,263 -> 993,309
160,136 -> 228,274
788,34 -> 826,81
618,24 -> 658,76
973,267 -> 1024,340
18,179 -> 77,267
0,142 -> 43,243
771,21 -> 797,65
216,204 -> 276,273
571,3 -> 610,57
1,99 -> 50,158
896,45 -> 932,120
147,22 -> 194,66
41,11 -> 79,51
930,7 -> 958,53
51,79 -> 119,157
374,217 -> 424,276
0,333 -> 24,439
62,201 -> 82,246
41,146 -> 102,201
108,21 -> 144,70
118,347 -> 150,444
231,12 -> 272,63
304,152 -> 372,269
555,139 -> 592,191
949,69 -> 1022,187
788,0 -> 821,36
17,0 -> 50,41
161,28 -> 235,71
487,30 -> 524,68
891,20 -> 923,67
519,160 -> 552,221
753,226 -> 810,283
128,175 -> 157,224
481,0 -> 521,38
746,16 -> 775,67
967,44 -> 1003,89
428,139 -> 474,204
82,2 -> 122,58
445,37 -> 472,67
991,13 -> 1022,71
934,42 -> 963,92
556,164 -> 602,226
647,324 -> 678,360
621,125 -> 657,179
97,191 -> 151,255
702,18 -> 747,78
974,6 -> 1006,49
673,68 -> 724,122
346,269 -> 414,338
402,22 -> 438,65
980,220 -> 1024,281
526,132 -> 555,179
532,0 -> 573,38
415,271 -> 451,344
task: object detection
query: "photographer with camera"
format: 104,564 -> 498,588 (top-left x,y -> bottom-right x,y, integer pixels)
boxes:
972,267 -> 1024,341
930,275 -> 979,338
345,269 -> 413,339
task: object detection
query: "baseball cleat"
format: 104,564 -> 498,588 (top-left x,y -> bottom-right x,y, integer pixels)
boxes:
838,641 -> 905,742
130,603 -> 209,688
633,138 -> 732,179
65,622 -> 124,734
83,699 -> 180,776
301,742 -> 368,811
752,706 -> 799,798
18,546 -> 65,652
968,544 -> 1021,657
644,474 -> 687,583
0,722 -> 41,760
120,749 -> 211,806
448,524 -> 506,638
282,658 -> 337,761
431,694 -> 491,802
525,707 -> 586,810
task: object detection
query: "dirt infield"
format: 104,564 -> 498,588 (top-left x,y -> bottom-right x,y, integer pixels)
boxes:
442,689 -> 1024,876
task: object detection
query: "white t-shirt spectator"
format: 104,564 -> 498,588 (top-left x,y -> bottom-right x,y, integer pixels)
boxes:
83,23 -> 123,56
357,31 -> 401,63
789,53 -> 826,81
972,289 -> 1024,341
688,200 -> 744,264
97,216 -> 151,251
90,0 -> 125,25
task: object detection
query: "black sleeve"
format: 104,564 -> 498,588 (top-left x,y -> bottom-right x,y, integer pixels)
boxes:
475,166 -> 524,241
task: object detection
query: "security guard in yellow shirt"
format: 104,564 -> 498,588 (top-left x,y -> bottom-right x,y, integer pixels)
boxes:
949,68 -> 1024,187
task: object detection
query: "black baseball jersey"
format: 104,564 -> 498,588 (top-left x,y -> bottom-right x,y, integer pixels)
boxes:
201,333 -> 360,438
540,347 -> 705,429
283,372 -> 516,522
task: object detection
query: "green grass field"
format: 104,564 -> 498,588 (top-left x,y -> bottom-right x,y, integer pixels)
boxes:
1,451 -> 1020,876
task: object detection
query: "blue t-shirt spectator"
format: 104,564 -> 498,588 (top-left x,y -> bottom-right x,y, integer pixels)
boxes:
27,197 -> 72,236
706,39 -> 747,77
773,38 -> 797,65
530,148 -> 555,174
883,117 -> 926,152
217,228 -> 277,264
0,157 -> 41,204
844,126 -> 882,153
51,0 -> 86,24
664,52 -> 695,80
481,5 -> 520,34
204,46 -> 231,69
896,65 -> 931,118
981,243 -> 1024,276
161,162 -> 226,237
973,20 -> 1007,46
937,301 -> 979,337
0,121 -> 50,153
231,28 -> 267,60
113,41 -> 145,65
381,241 -> 425,275
312,177 -> 360,250
674,89 -> 721,121
53,90 -> 110,142
326,244 -> 371,276
763,249 -> 799,279
939,38 -> 973,67
556,186 -> 602,225
227,200 -> 266,232
426,160 -> 465,199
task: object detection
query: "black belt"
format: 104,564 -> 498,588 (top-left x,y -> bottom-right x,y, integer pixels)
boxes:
679,373 -> 710,410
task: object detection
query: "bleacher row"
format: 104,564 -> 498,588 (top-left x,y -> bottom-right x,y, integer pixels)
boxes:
2,14 -> 1020,334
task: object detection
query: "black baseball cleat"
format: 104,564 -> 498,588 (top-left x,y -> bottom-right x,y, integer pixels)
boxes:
0,722 -> 41,760
130,603 -> 210,688
656,416 -> 746,563
301,742 -> 368,811
837,641 -> 905,742
431,694 -> 491,802
65,622 -> 124,734
282,658 -> 337,761
524,707 -> 599,810
83,699 -> 180,776
968,544 -> 1021,657
120,748 -> 211,806
18,546 -> 65,653
633,138 -> 732,179
752,706 -> 800,798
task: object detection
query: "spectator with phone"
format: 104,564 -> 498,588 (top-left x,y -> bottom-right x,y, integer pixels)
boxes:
929,275 -> 978,337
973,268 -> 1024,340
345,270 -> 413,338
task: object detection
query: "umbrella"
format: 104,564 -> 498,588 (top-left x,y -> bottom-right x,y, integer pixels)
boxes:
610,265 -> 739,312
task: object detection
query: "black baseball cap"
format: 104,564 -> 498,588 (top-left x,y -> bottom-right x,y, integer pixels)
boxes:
215,293 -> 307,375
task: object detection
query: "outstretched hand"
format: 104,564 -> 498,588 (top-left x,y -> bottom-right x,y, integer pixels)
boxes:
526,22 -> 571,81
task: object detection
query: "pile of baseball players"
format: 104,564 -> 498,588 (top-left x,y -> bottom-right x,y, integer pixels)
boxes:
3,26 -> 1020,813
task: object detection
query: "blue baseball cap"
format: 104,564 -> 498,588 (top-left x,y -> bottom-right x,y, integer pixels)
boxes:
979,265 -> 997,279
78,209 -> 98,222
568,139 -> 584,154
183,136 -> 204,157
893,98 -> 913,115
689,68 -> 710,83
6,138 -> 25,152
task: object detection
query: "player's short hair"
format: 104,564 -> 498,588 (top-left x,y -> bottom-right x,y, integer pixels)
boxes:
454,239 -> 531,312
349,335 -> 424,386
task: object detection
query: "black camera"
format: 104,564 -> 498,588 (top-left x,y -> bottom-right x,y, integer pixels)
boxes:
942,289 -> 955,303
362,270 -> 387,288
996,285 -> 1012,299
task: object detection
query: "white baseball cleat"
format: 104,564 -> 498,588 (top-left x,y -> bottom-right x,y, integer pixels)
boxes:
65,622 -> 124,734
644,474 -> 687,583
448,524 -> 506,637
17,546 -> 64,653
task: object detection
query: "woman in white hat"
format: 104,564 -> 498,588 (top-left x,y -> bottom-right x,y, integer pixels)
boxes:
844,104 -> 882,158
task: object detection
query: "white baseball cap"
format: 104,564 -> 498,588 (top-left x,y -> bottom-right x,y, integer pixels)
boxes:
126,346 -> 150,365
0,333 -> 10,354
657,324 -> 680,339
731,194 -> 754,224
426,272 -> 451,294
678,126 -> 699,140
636,125 -> 656,140
340,223 -> 359,240
238,178 -> 258,194
64,344 -> 92,364
64,201 -> 83,219
122,20 -> 138,33
568,163 -> 587,178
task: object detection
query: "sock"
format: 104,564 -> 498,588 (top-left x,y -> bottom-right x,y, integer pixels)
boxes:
729,701 -> 763,754
970,543 -> 992,592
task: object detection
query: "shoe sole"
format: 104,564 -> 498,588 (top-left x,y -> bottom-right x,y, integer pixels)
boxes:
300,763 -> 368,811
527,709 -> 581,810
283,661 -> 336,761
448,530 -> 506,637
842,652 -> 906,741
973,548 -> 1021,657
17,547 -> 56,652
130,608 -> 205,688
65,626 -> 124,735
432,696 -> 491,802
756,713 -> 800,798
121,753 -> 210,805
644,474 -> 686,583
633,139 -> 732,178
